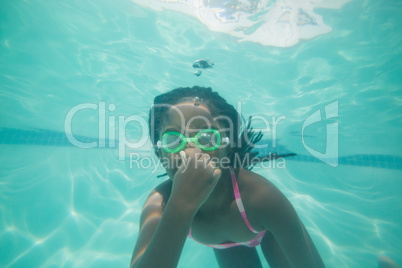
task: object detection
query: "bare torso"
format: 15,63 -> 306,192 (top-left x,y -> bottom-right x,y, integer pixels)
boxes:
156,168 -> 270,245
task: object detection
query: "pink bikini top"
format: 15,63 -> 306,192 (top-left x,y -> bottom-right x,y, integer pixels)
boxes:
188,166 -> 267,249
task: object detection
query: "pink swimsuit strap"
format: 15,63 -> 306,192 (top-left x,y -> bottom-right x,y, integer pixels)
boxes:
229,166 -> 259,234
188,166 -> 267,249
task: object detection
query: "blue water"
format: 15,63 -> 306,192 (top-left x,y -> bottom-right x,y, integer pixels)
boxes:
1,0 -> 401,267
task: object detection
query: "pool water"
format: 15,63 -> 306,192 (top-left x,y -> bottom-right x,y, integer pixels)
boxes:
1,0 -> 401,267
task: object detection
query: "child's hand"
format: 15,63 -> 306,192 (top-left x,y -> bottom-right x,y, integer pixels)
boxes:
170,147 -> 221,214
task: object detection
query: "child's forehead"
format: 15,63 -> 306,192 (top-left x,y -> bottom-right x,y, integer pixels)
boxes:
161,103 -> 219,129
172,102 -> 210,112
167,103 -> 214,120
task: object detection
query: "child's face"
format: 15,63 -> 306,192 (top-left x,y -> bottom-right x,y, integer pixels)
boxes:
158,102 -> 230,179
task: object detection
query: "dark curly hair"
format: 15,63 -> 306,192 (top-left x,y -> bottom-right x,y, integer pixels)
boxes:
148,86 -> 263,173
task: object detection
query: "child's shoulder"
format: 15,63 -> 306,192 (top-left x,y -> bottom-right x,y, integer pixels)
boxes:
237,168 -> 284,214
154,178 -> 172,194
146,179 -> 172,209
237,168 -> 276,196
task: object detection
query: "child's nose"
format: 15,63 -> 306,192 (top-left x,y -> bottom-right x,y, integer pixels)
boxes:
184,141 -> 196,149
183,142 -> 197,156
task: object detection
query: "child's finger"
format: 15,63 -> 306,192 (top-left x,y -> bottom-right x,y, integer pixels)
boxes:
179,150 -> 187,163
209,158 -> 218,168
212,168 -> 222,180
177,150 -> 187,170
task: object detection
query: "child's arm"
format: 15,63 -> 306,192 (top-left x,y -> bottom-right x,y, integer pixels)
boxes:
130,188 -> 196,268
130,148 -> 221,268
257,180 -> 325,268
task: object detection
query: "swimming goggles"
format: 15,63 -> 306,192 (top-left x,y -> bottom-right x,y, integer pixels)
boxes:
156,129 -> 229,153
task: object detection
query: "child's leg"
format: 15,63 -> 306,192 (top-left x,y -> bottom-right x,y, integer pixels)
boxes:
213,246 -> 263,268
260,230 -> 291,268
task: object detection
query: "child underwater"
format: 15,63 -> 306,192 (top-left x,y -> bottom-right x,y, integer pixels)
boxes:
130,86 -> 325,268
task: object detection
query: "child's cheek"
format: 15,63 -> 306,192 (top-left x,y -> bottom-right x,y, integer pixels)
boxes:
208,148 -> 228,167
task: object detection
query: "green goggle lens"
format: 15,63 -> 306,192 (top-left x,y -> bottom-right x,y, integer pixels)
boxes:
160,129 -> 221,153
